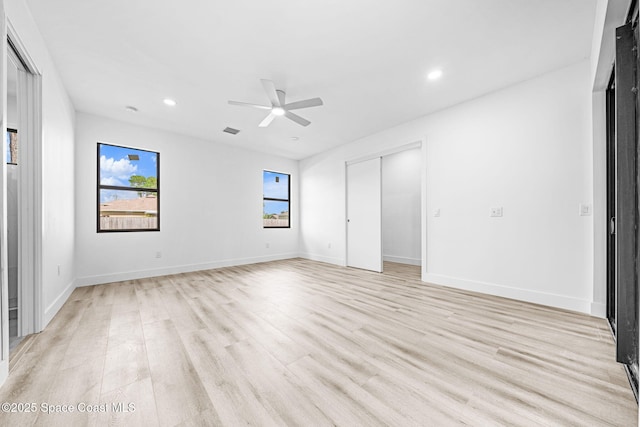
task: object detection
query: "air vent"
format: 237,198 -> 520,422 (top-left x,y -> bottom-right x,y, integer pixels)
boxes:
223,127 -> 240,135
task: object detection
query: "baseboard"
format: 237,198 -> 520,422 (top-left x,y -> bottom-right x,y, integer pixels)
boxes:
75,253 -> 300,287
298,252 -> 345,266
383,255 -> 421,266
422,273 -> 592,314
44,279 -> 77,328
590,301 -> 606,318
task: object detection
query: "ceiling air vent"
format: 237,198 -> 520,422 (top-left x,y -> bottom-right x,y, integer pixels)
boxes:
223,127 -> 240,135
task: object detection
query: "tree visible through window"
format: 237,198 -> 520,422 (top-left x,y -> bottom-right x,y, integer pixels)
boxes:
97,143 -> 159,232
263,170 -> 290,228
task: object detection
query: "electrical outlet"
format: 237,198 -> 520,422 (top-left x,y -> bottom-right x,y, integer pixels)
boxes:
490,207 -> 503,217
434,208 -> 441,217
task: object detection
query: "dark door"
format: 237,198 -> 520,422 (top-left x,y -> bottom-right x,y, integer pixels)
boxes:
614,20 -> 639,396
606,71 -> 616,335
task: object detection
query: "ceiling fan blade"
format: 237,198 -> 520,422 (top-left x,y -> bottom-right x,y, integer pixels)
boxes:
285,110 -> 311,127
284,97 -> 323,110
228,100 -> 271,110
259,113 -> 276,127
261,79 -> 281,107
277,90 -> 286,107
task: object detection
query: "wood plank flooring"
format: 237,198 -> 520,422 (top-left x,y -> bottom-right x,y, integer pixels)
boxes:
0,258 -> 635,426
382,261 -> 421,280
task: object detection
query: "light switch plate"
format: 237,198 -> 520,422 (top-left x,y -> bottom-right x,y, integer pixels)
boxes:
579,203 -> 592,216
434,208 -> 441,217
490,207 -> 503,217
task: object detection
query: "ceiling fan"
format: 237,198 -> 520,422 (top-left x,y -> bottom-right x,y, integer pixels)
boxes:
228,79 -> 323,127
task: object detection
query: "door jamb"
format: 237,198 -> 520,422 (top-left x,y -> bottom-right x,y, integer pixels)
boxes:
6,20 -> 43,337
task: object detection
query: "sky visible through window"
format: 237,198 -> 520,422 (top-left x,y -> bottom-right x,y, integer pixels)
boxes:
263,171 -> 289,215
6,130 -> 16,164
99,144 -> 157,203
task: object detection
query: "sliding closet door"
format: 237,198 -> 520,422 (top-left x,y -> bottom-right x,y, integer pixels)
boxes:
346,157 -> 382,272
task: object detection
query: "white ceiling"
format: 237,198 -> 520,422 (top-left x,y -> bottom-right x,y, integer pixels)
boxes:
25,0 -> 596,160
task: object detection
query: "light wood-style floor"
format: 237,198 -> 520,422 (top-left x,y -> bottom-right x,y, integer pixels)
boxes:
0,259 -> 636,426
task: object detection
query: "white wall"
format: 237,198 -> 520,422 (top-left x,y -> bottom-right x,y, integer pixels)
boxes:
382,148 -> 421,265
75,113 -> 299,285
300,60 -> 594,314
7,92 -> 15,127
425,60 -> 592,313
6,0 -> 76,326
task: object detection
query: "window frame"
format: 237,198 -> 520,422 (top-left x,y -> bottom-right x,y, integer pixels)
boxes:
97,142 -> 160,233
263,170 -> 291,229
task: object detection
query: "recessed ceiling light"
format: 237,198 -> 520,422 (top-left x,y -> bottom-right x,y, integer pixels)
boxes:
272,107 -> 285,116
125,105 -> 138,113
427,69 -> 443,81
163,98 -> 177,107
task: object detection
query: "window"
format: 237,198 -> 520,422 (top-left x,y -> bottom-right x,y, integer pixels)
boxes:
6,128 -> 17,164
97,143 -> 159,232
263,170 -> 290,228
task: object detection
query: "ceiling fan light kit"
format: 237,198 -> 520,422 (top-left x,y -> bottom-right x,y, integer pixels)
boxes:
228,79 -> 323,127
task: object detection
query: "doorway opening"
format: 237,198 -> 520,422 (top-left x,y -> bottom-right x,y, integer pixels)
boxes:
6,35 -> 42,354
381,147 -> 421,278
346,143 -> 423,276
7,39 -> 21,351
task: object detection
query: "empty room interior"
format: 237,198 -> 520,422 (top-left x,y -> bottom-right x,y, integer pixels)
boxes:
0,0 -> 639,425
